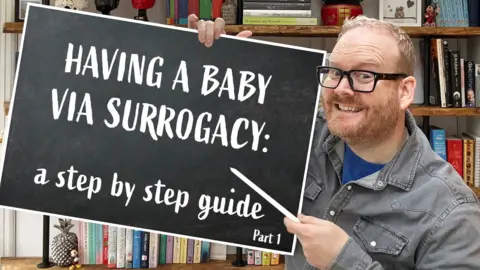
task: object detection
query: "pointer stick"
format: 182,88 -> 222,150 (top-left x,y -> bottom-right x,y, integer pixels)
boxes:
230,167 -> 300,223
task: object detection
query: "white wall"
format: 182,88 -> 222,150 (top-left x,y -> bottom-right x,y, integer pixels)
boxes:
4,0 -> 479,257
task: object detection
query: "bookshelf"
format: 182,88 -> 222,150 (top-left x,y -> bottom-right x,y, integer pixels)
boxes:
5,21 -> 480,37
0,255 -> 285,269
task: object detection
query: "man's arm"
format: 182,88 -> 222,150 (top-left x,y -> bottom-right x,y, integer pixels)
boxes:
415,200 -> 480,269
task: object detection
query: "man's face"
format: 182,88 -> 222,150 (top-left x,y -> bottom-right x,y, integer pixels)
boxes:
321,27 -> 405,144
467,89 -> 474,102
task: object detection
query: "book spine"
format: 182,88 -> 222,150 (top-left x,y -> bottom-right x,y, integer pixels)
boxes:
141,232 -> 150,268
262,252 -> 271,265
78,221 -> 84,265
243,2 -> 311,9
465,60 -> 476,107
254,250 -> 262,265
243,9 -> 311,17
103,225 -> 108,265
187,239 -> 194,263
200,241 -> 210,262
442,40 -> 452,106
449,50 -> 461,107
430,128 -> 447,160
116,228 -> 125,268
193,240 -> 201,263
148,233 -> 159,268
107,226 -> 117,268
271,253 -> 280,265
436,39 -> 447,107
96,224 -> 103,264
132,230 -> 142,268
446,137 -> 463,177
83,222 -> 89,264
247,249 -> 254,264
166,235 -> 174,263
463,138 -> 474,186
125,229 -> 133,268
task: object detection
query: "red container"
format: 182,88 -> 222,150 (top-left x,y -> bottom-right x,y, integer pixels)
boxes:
131,0 -> 156,9
321,4 -> 363,26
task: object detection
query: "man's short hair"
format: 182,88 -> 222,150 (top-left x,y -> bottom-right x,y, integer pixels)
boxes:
338,15 -> 416,76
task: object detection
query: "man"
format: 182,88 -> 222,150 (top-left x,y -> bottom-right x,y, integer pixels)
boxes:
187,14 -> 480,269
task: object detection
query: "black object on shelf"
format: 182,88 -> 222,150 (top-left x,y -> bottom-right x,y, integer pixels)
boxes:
37,215 -> 55,268
231,247 -> 247,267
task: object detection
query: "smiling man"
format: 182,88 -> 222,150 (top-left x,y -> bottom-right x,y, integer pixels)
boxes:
188,14 -> 480,269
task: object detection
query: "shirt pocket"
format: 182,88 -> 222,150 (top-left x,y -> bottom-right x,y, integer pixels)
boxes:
353,216 -> 409,265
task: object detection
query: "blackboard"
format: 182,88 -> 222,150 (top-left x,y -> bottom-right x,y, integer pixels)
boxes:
0,4 -> 326,255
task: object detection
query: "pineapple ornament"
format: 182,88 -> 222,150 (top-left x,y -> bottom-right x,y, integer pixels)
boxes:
52,219 -> 79,267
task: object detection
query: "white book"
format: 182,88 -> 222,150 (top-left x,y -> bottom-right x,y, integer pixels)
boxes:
149,233 -> 159,268
125,229 -> 134,268
107,226 -> 117,268
116,228 -> 126,268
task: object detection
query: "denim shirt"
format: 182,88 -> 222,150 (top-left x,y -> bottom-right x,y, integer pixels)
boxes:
285,109 -> 480,269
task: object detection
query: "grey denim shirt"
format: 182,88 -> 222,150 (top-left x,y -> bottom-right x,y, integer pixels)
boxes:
285,109 -> 480,269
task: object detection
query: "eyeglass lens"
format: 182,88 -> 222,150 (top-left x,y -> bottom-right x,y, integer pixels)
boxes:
319,67 -> 375,92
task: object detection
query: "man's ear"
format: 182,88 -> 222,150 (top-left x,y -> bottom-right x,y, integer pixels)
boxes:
398,76 -> 416,110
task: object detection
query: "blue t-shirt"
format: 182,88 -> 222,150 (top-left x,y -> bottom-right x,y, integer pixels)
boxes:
342,143 -> 385,185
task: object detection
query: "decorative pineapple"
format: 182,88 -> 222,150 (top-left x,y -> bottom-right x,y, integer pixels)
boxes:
52,218 -> 78,267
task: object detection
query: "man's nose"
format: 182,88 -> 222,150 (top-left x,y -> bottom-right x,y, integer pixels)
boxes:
333,77 -> 355,96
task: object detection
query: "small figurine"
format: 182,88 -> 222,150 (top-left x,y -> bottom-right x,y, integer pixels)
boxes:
69,249 -> 82,270
423,3 -> 440,27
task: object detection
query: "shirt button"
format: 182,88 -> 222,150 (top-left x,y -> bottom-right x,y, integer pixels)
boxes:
377,181 -> 384,187
370,241 -> 376,247
347,185 -> 352,190
329,210 -> 335,216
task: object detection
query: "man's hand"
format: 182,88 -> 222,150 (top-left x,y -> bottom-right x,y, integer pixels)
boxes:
284,214 -> 350,270
187,14 -> 252,48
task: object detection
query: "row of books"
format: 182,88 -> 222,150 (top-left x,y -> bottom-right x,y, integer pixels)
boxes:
241,0 -> 316,25
164,0 -> 318,26
432,0 -> 480,27
429,127 -> 479,187
425,38 -> 479,108
76,221 -> 281,268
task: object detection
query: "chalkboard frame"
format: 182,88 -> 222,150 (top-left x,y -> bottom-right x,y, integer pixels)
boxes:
0,3 -> 327,256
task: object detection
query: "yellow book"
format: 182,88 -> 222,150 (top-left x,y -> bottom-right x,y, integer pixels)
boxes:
242,16 -> 318,25
173,237 -> 180,263
180,238 -> 188,263
262,252 -> 271,265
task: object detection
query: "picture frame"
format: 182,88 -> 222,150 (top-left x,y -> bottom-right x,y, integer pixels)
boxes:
15,0 -> 50,22
379,0 -> 423,26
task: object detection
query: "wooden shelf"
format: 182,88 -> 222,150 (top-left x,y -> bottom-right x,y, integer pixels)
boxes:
2,101 -> 480,117
5,21 -> 480,37
408,106 -> 480,116
0,256 -> 284,269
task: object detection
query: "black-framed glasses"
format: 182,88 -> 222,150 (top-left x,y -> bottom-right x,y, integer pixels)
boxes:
316,66 -> 408,93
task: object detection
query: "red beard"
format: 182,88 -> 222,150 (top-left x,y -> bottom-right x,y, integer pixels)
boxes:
131,0 -> 156,9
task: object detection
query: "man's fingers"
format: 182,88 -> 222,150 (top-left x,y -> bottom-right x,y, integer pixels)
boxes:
188,14 -> 198,29
204,21 -> 215,47
284,217 -> 304,235
214,18 -> 225,39
236,30 -> 253,38
197,20 -> 206,43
